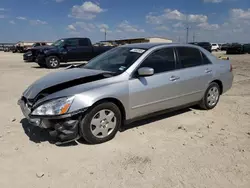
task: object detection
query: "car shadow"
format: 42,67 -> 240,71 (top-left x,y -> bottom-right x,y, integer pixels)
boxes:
31,63 -> 84,69
20,118 -> 78,147
120,107 -> 192,132
20,107 -> 193,146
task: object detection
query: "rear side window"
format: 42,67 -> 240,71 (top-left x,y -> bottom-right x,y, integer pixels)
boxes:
139,48 -> 176,74
201,52 -> 212,65
79,39 -> 89,46
176,47 -> 202,68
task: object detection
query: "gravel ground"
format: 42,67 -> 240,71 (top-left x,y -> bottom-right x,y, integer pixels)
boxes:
0,51 -> 249,188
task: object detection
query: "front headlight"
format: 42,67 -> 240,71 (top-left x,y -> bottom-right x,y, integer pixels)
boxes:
31,96 -> 74,116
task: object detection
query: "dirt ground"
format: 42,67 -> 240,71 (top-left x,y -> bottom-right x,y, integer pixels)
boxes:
0,51 -> 249,188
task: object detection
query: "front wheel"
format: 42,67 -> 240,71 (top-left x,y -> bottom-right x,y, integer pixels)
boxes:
199,82 -> 220,110
46,56 -> 60,69
80,102 -> 122,144
38,63 -> 46,68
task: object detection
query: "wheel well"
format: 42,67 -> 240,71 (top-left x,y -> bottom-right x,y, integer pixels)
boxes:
47,54 -> 60,60
92,98 -> 126,121
211,80 -> 223,94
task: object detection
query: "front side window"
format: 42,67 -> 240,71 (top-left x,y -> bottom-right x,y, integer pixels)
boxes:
65,39 -> 79,47
138,48 -> 176,74
176,47 -> 202,68
82,47 -> 146,74
51,39 -> 64,47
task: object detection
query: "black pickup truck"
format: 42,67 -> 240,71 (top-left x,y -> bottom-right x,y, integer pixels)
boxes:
189,42 -> 212,53
27,38 -> 113,68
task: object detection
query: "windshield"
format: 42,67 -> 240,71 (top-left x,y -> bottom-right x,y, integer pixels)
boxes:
82,47 -> 147,74
51,39 -> 64,47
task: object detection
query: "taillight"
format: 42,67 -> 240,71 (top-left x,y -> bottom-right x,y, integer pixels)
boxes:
230,64 -> 233,72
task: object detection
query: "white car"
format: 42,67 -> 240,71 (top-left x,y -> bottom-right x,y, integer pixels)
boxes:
211,43 -> 220,51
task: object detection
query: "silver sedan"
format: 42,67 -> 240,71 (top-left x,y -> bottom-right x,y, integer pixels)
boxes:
18,43 -> 233,144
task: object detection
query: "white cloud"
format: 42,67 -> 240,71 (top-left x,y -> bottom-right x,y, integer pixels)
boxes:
67,24 -> 76,31
0,15 -> 4,18
188,14 -> 208,23
203,0 -> 223,3
0,8 -> 6,11
117,20 -> 145,33
9,20 -> 15,24
69,1 -> 105,20
98,24 -> 111,33
16,16 -> 27,20
173,22 -> 185,28
146,9 -> 207,24
55,0 -> 64,2
197,22 -> 220,30
30,19 -> 47,25
155,26 -> 169,31
231,8 -> 250,19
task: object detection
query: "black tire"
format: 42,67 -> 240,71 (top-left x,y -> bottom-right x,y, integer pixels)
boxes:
46,56 -> 60,69
80,102 -> 122,144
199,82 -> 221,110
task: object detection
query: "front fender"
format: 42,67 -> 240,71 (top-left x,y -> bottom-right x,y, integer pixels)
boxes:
44,49 -> 66,61
69,81 -> 130,118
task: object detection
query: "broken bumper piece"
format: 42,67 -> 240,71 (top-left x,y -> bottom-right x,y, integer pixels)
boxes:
32,117 -> 81,145
18,98 -> 85,145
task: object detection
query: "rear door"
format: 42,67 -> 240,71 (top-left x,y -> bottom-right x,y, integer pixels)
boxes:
78,39 -> 92,61
174,47 -> 213,104
129,47 -> 188,118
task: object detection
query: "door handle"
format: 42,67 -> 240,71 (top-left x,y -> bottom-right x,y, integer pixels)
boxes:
170,75 -> 180,81
205,69 -> 212,73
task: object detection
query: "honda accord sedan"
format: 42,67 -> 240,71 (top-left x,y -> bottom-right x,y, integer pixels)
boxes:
18,43 -> 233,144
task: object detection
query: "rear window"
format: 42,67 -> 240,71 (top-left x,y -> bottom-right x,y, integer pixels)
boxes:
79,39 -> 89,46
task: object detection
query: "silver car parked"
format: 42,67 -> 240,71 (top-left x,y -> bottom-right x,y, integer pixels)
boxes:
18,43 -> 233,144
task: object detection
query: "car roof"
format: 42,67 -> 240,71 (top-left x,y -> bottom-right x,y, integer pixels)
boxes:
121,42 -> 205,50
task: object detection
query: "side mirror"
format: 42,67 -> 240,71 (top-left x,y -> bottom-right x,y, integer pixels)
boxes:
137,67 -> 154,77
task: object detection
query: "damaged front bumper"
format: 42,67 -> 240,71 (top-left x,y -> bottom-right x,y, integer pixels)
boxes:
18,99 -> 86,145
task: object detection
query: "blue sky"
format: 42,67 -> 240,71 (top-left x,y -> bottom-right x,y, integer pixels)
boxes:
0,0 -> 250,43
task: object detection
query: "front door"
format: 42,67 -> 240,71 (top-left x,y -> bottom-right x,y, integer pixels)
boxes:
128,47 -> 184,119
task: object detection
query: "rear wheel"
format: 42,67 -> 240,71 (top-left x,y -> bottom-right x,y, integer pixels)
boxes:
199,82 -> 220,110
80,102 -> 121,144
46,56 -> 60,69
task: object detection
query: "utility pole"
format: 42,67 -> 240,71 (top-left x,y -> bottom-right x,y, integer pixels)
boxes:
186,26 -> 189,43
185,14 -> 190,44
178,36 -> 181,43
104,28 -> 107,41
193,32 -> 195,42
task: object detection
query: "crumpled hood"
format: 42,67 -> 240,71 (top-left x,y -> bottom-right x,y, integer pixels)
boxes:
23,68 -> 109,100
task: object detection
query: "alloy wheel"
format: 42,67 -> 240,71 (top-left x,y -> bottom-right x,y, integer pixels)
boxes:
207,86 -> 219,107
90,109 -> 117,138
50,58 -> 59,67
